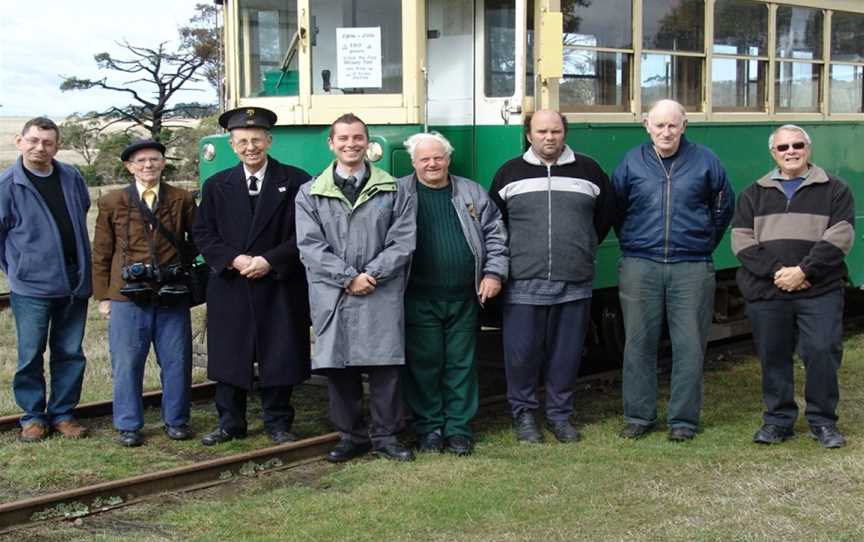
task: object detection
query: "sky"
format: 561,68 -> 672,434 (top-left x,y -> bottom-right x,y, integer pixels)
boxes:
0,1 -> 217,118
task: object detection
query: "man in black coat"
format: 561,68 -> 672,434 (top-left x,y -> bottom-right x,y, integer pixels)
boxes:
192,107 -> 311,445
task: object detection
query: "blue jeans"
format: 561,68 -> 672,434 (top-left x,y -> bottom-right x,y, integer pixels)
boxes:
746,289 -> 844,428
10,293 -> 88,426
619,257 -> 715,429
108,300 -> 192,431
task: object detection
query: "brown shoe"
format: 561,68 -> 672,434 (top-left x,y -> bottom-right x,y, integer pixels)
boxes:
53,419 -> 89,439
20,422 -> 48,443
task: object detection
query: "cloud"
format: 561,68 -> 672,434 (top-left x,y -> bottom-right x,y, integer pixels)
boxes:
0,1 -> 214,116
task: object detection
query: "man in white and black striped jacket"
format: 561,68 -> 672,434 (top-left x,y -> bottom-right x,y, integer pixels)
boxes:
489,110 -> 614,445
732,124 -> 855,449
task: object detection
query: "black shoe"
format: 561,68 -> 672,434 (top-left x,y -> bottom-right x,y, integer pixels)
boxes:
201,427 -> 246,446
417,431 -> 444,453
269,430 -> 299,445
547,420 -> 582,443
668,426 -> 696,442
164,425 -> 193,441
752,424 -> 795,445
373,442 -> 415,462
618,423 -> 653,439
326,439 -> 372,463
118,430 -> 144,447
513,412 -> 543,444
809,425 -> 846,449
445,435 -> 473,456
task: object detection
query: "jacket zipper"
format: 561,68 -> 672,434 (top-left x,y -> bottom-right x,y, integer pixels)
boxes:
547,164 -> 553,280
653,151 -> 675,262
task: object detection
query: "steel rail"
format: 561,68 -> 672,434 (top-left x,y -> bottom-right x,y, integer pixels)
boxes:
0,432 -> 339,531
0,382 -> 217,433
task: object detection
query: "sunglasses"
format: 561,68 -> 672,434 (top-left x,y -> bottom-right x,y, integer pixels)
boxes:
775,142 -> 807,152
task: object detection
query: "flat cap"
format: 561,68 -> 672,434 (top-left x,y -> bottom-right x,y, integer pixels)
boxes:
218,107 -> 278,131
121,139 -> 166,162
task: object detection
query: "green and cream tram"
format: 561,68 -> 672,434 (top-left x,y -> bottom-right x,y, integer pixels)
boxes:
200,0 -> 864,357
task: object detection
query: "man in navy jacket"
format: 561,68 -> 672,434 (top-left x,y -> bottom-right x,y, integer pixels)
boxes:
612,100 -> 733,442
0,117 -> 92,442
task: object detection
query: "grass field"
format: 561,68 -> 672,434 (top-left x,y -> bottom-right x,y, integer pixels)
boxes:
5,325 -> 864,541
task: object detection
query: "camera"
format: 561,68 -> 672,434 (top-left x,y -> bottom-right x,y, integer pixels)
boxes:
120,262 -> 190,305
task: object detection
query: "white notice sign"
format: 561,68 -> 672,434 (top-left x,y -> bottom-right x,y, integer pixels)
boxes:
336,27 -> 382,89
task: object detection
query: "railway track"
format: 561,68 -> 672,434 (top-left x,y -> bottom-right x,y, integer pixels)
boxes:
0,383 -> 218,433
0,371 -> 626,533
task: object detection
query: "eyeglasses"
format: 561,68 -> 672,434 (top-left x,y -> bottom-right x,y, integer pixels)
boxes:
132,157 -> 164,165
774,142 -> 807,152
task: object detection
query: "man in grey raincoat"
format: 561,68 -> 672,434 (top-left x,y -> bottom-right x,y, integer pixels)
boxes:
296,113 -> 416,462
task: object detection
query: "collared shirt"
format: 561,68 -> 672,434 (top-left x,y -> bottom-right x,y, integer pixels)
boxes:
243,160 -> 268,195
770,167 -> 809,200
334,162 -> 366,186
135,180 -> 160,209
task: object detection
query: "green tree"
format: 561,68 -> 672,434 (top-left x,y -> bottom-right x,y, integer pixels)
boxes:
179,3 -> 223,95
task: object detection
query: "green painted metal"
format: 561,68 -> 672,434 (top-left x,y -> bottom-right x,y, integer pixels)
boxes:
199,120 -> 863,288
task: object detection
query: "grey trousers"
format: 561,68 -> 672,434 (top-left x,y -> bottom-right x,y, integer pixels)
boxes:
326,365 -> 405,447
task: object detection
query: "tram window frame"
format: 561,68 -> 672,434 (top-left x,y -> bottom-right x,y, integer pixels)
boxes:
640,0 -> 707,113
773,5 -> 823,113
559,0 -> 634,113
710,0 -> 769,113
828,11 -> 864,115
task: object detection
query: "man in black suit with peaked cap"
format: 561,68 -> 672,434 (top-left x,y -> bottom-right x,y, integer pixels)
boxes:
192,107 -> 311,445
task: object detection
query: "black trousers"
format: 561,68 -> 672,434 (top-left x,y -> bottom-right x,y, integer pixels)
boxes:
326,366 -> 404,448
746,289 -> 844,428
215,382 -> 294,435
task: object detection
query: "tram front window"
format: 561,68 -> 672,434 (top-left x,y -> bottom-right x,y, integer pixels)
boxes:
237,0 -> 299,98
310,0 -> 402,95
712,0 -> 768,112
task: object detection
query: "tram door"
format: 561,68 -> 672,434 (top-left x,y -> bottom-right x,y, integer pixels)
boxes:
426,0 -> 529,184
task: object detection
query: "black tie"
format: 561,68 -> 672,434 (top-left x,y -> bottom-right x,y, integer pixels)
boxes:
248,175 -> 259,193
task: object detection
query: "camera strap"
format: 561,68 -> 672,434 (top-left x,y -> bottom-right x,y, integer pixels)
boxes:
126,183 -> 163,272
127,183 -> 192,267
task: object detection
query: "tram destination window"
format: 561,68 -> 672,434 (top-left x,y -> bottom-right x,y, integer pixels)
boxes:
829,12 -> 864,114
711,0 -> 768,112
311,0 -> 402,95
560,0 -> 632,112
775,6 -> 823,113
237,0 -> 299,98
641,0 -> 705,111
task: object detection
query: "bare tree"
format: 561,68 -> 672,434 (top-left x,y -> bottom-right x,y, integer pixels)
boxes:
60,41 -> 206,143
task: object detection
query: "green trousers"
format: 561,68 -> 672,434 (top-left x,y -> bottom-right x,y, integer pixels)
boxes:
404,296 -> 479,438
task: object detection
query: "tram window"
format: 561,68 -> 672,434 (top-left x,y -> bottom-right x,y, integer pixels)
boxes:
642,0 -> 704,53
484,0 -> 516,98
829,12 -> 864,114
237,1 -> 299,98
713,0 -> 767,56
641,55 -> 702,112
830,65 -> 863,114
775,62 -> 820,113
563,0 -> 631,50
712,58 -> 766,112
831,12 -> 864,63
560,0 -> 631,112
310,0 -> 402,95
775,6 -> 822,60
711,0 -> 767,112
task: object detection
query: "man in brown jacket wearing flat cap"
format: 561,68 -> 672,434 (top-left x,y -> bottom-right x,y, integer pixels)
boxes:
92,139 -> 197,447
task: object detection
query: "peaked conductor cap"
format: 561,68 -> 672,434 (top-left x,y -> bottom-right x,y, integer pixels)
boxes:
218,107 -> 278,130
121,139 -> 166,161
